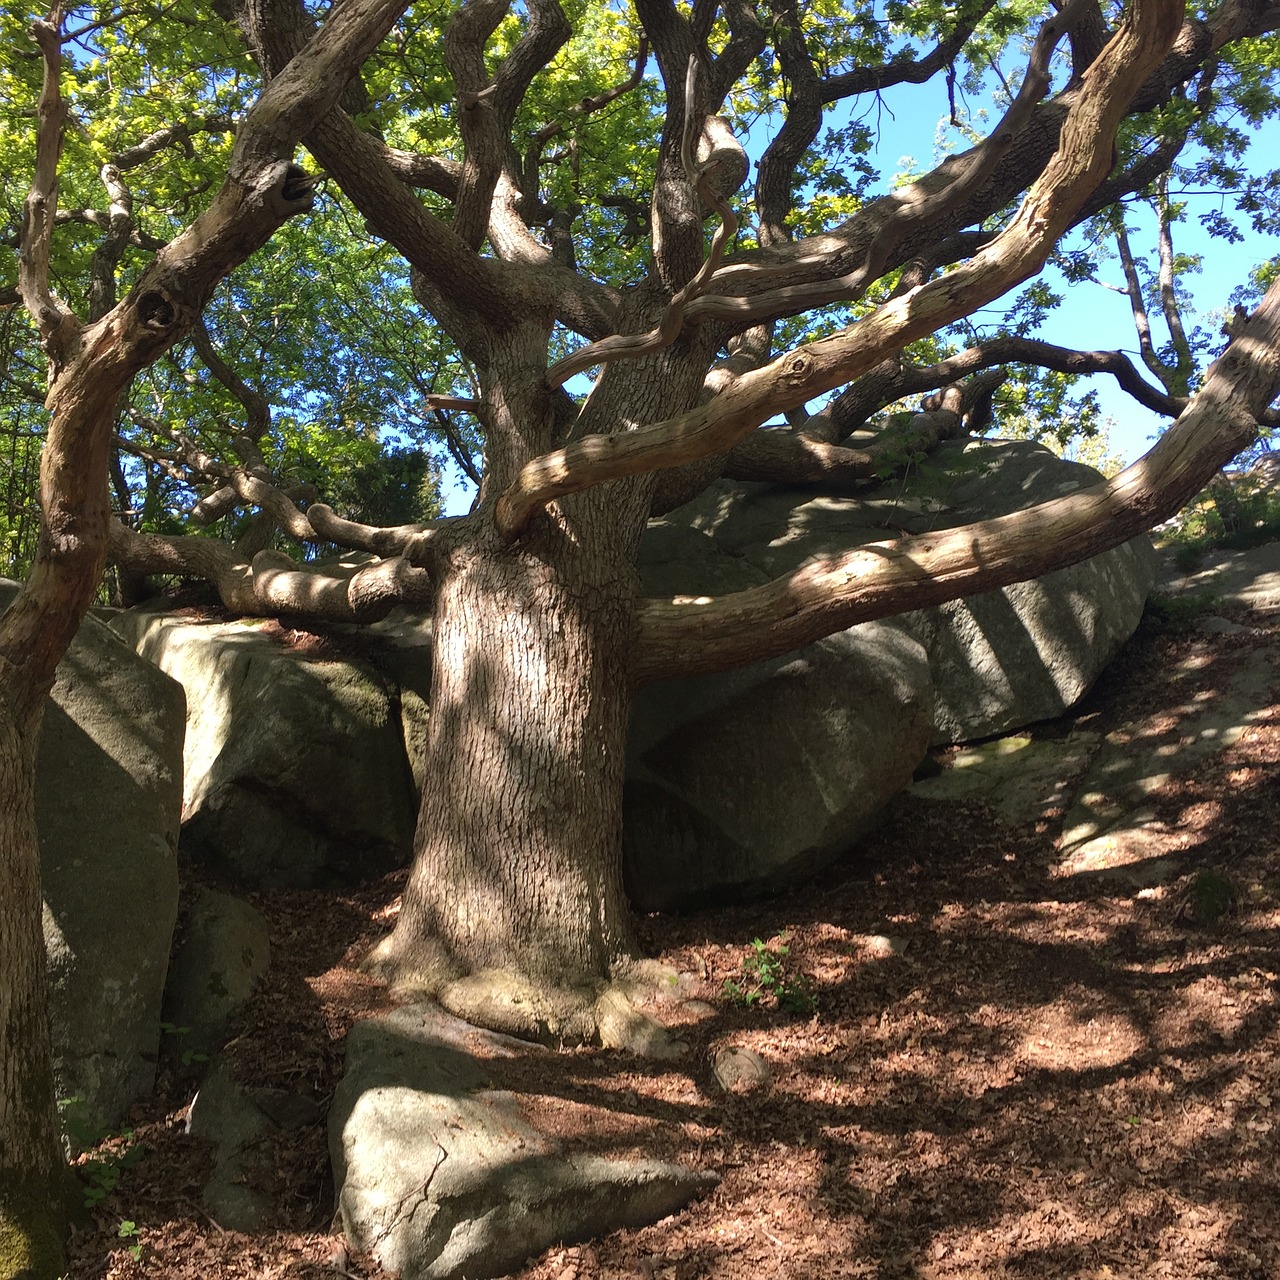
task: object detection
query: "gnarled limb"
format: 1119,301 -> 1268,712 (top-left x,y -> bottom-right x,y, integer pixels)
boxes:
800,337 -> 1182,449
494,0 -> 1184,539
634,274 -> 1280,683
662,0 -> 1279,336
722,372 -> 1004,489
17,6 -> 79,363
544,58 -> 745,389
108,520 -> 433,620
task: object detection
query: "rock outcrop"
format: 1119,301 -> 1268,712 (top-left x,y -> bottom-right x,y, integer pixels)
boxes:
626,439 -> 1154,907
331,1004 -> 714,1280
0,583 -> 186,1138
108,440 -> 1154,913
111,608 -> 420,888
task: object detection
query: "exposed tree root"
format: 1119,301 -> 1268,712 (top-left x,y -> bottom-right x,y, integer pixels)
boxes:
365,936 -> 689,1057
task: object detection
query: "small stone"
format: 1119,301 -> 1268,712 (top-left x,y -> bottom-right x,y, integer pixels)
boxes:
713,1046 -> 771,1093
863,935 -> 908,958
596,989 -> 686,1059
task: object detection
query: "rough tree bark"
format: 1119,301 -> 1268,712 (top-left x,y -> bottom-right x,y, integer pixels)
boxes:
0,706 -> 62,1280
383,0 -> 1194,1023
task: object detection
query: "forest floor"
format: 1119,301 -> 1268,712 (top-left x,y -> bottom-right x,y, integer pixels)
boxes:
66,591 -> 1280,1280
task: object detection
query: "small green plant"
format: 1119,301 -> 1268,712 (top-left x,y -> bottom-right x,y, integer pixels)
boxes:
159,1021 -> 209,1069
60,1106 -> 148,1211
1144,590 -> 1222,632
78,1135 -> 145,1209
724,931 -> 818,1015
117,1219 -> 144,1262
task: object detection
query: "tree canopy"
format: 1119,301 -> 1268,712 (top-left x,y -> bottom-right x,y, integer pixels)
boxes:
2,0 -> 1278,595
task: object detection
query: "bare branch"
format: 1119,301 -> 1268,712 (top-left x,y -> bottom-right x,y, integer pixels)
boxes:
0,0 -> 414,693
191,318 -> 272,441
522,36 -> 648,194
1154,173 -> 1196,394
238,0 -> 619,341
112,114 -> 237,170
664,0 -> 1278,337
17,3 -> 81,358
755,1 -> 999,246
722,372 -> 1003,488
307,503 -> 446,560
544,59 -> 742,388
687,0 -> 1094,328
87,164 -> 135,322
446,0 -> 571,249
820,336 -> 1183,442
109,520 -> 433,622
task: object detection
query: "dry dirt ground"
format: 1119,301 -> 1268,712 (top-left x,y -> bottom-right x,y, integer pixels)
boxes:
66,598 -> 1280,1280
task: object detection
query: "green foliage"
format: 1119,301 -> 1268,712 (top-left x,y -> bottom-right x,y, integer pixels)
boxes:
157,1023 -> 208,1070
1158,471 -> 1280,567
724,931 -> 817,1016
116,1219 -> 143,1263
75,1133 -> 144,1210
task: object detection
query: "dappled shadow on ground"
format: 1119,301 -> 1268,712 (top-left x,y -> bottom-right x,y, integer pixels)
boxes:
71,608 -> 1279,1279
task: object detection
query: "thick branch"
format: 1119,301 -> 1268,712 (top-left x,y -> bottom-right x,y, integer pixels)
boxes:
1,0 -> 412,695
819,337 -> 1182,443
667,0 -> 1279,334
693,0 -> 1090,329
112,114 -> 237,170
191,317 -> 272,440
635,274 -> 1280,682
87,164 -> 134,322
544,64 -> 742,388
17,4 -> 80,359
755,0 -> 998,247
722,372 -> 1003,488
109,521 -> 432,621
494,0 -> 1183,538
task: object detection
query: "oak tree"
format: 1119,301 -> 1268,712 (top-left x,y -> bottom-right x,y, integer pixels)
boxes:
5,3 -> 1280,1265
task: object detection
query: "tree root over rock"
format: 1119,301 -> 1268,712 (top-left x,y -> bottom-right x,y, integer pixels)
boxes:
365,938 -> 691,1058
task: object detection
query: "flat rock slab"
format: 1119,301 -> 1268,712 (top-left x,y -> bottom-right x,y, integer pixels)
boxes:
1048,637 -> 1276,885
1156,540 -> 1280,610
909,733 -> 1100,827
330,1004 -> 715,1280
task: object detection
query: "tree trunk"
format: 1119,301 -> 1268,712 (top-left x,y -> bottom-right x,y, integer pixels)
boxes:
0,693 -> 64,1280
376,513 -> 641,1036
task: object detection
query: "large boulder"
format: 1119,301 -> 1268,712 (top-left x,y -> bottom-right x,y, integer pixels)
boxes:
111,607 -> 419,888
331,1003 -> 714,1280
0,583 -> 186,1138
625,615 -> 932,912
626,439 -> 1154,907
895,439 -> 1157,742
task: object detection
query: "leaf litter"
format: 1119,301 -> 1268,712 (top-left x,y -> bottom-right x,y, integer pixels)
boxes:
67,605 -> 1280,1279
